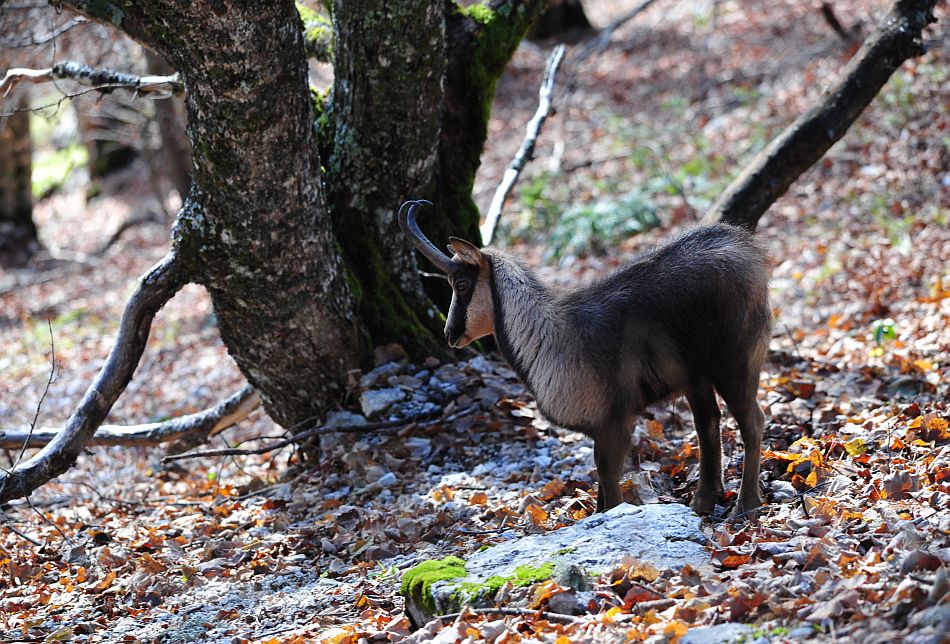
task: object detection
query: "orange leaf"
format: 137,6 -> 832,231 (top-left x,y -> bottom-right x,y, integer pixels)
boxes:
469,491 -> 488,506
94,570 -> 117,593
525,503 -> 548,526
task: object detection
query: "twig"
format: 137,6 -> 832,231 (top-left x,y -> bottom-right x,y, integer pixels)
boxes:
571,0 -> 659,64
430,606 -> 582,626
25,496 -> 74,545
0,509 -> 42,547
8,321 -> 56,473
161,408 -> 442,464
0,61 -> 182,98
0,386 -> 260,449
820,2 -> 854,42
480,44 -> 565,245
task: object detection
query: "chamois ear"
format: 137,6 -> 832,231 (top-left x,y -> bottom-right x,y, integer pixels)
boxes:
448,237 -> 486,267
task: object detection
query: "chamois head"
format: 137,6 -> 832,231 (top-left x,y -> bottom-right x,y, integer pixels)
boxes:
398,200 -> 494,348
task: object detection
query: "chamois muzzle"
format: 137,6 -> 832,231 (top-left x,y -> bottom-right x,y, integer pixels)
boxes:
398,200 -> 454,275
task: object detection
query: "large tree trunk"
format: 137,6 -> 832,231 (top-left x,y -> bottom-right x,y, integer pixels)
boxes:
0,100 -> 38,267
325,1 -> 546,351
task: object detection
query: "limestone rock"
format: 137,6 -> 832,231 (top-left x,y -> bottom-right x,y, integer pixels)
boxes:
401,503 -> 709,627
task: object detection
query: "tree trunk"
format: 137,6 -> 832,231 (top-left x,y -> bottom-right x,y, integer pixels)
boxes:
0,102 -> 38,267
55,0 -> 543,429
144,48 -> 191,201
325,0 -> 546,352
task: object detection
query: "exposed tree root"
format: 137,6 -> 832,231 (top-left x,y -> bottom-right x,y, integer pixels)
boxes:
0,386 -> 259,450
705,0 -> 939,229
0,252 -> 187,504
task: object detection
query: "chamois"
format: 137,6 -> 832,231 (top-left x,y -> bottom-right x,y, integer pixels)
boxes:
398,200 -> 771,516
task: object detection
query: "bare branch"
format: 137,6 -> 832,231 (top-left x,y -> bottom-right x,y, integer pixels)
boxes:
821,2 -> 855,42
0,386 -> 260,450
9,321 -> 57,471
481,44 -> 565,245
705,0 -> 939,229
161,408 -> 442,464
0,252 -> 188,504
0,60 -> 182,98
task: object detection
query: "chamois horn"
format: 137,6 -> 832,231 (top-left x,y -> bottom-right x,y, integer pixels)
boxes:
398,200 -> 454,274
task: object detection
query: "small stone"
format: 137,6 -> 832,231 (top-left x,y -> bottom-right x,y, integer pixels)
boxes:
325,410 -> 368,428
546,589 -> 585,615
359,363 -> 403,389
405,437 -> 432,459
374,343 -> 408,365
360,388 -> 406,418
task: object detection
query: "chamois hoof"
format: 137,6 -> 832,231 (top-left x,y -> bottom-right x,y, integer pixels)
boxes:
690,492 -> 724,516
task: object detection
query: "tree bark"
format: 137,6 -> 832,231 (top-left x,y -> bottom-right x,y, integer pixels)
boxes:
0,100 -> 38,267
55,0 -> 368,428
705,0 -> 939,229
325,0 -> 547,351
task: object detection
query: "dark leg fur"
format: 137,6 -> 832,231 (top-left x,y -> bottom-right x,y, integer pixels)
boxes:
718,375 -> 765,516
686,384 -> 725,514
594,425 -> 630,512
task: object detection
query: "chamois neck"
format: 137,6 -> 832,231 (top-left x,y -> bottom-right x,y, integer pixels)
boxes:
486,252 -> 561,382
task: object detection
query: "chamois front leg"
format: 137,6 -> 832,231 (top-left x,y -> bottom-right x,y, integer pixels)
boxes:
593,425 -> 630,512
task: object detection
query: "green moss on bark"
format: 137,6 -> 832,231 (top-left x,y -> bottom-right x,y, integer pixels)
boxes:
297,3 -> 333,61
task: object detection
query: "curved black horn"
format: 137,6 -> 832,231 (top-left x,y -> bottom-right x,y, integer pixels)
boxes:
398,200 -> 454,274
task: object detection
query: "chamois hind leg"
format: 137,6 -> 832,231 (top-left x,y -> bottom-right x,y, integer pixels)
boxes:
594,425 -> 630,512
719,377 -> 765,516
686,383 -> 725,515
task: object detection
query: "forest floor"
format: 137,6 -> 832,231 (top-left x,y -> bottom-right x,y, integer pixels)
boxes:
1,0 -> 948,642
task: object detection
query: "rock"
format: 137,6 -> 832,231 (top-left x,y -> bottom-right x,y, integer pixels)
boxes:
679,623 -> 756,644
359,363 -> 403,389
359,388 -> 406,418
324,410 -> 368,428
404,437 -> 432,459
401,503 -> 709,627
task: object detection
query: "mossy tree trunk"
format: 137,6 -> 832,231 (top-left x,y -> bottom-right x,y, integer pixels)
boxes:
325,0 -> 546,352
54,0 -> 545,427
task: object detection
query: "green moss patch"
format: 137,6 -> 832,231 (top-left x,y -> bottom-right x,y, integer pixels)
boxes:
400,557 -> 468,614
452,562 -> 555,605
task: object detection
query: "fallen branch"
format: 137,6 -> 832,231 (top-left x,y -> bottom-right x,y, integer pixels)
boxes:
161,408 -> 441,464
0,253 -> 188,504
480,44 -> 566,245
0,386 -> 259,449
704,0 -> 939,229
0,61 -> 182,98
430,606 -> 582,626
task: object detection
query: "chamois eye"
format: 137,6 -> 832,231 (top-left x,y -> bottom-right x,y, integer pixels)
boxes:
454,279 -> 470,292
